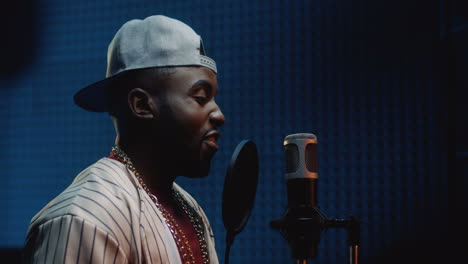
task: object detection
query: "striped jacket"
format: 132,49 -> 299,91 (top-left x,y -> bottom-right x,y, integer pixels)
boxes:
24,157 -> 219,264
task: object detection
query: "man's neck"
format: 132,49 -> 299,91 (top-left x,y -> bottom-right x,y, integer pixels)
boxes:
114,140 -> 177,203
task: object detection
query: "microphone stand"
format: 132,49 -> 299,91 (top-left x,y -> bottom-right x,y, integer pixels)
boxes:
270,207 -> 361,264
323,217 -> 361,264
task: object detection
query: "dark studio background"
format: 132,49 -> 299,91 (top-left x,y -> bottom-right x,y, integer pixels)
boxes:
0,0 -> 462,263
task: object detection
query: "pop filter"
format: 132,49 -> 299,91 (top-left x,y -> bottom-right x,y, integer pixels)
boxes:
222,139 -> 259,264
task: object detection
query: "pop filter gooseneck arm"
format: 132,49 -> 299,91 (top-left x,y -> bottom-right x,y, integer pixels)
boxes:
222,140 -> 259,264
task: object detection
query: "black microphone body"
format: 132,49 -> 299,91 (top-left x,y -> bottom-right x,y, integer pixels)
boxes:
287,178 -> 317,208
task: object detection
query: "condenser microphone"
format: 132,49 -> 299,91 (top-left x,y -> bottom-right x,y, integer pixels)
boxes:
273,133 -> 323,260
284,133 -> 318,209
273,133 -> 361,263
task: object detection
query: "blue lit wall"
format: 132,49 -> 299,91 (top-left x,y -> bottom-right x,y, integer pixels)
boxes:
0,0 -> 455,263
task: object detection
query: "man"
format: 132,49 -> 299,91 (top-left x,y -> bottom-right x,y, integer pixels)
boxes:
24,15 -> 225,264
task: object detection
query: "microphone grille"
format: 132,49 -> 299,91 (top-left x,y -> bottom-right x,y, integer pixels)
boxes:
284,133 -> 318,176
284,144 -> 299,173
305,143 -> 318,173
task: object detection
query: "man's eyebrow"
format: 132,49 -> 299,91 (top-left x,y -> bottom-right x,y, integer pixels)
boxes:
190,80 -> 214,94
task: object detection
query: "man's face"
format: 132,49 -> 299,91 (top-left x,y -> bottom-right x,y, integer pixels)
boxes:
152,66 -> 225,178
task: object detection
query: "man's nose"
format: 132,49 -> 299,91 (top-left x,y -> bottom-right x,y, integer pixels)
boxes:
210,104 -> 225,127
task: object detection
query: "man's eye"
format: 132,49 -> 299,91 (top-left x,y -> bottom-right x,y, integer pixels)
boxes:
194,96 -> 209,105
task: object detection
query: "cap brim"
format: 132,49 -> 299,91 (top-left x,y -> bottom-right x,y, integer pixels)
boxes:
73,76 -> 115,112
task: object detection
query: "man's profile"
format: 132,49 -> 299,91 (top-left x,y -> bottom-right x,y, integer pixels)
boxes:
24,15 -> 225,264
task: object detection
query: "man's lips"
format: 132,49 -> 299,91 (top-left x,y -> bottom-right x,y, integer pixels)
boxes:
203,130 -> 220,150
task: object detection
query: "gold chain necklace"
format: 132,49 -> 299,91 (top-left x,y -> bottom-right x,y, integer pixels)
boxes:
111,146 -> 209,264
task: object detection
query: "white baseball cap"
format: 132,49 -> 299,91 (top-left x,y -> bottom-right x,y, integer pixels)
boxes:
74,15 -> 217,112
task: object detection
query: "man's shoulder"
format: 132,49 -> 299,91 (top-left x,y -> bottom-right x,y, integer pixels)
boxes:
27,157 -> 140,236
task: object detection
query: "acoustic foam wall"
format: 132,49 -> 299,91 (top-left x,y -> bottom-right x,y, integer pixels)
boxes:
0,1 -> 448,263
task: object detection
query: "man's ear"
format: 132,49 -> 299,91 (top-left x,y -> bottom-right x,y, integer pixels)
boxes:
128,88 -> 159,120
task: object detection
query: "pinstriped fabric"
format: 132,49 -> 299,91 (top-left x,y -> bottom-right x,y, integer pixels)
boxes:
24,158 -> 219,264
